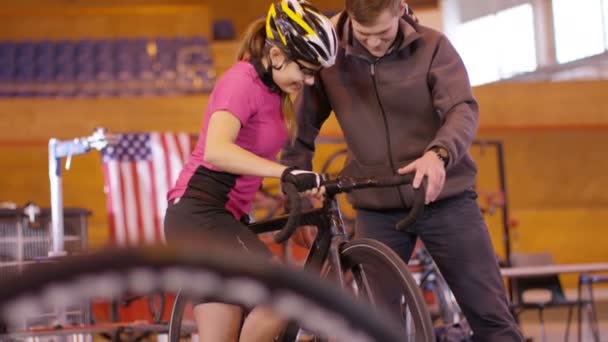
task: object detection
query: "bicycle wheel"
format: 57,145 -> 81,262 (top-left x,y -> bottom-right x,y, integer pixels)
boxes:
339,239 -> 435,342
168,290 -> 191,341
0,245 -> 403,342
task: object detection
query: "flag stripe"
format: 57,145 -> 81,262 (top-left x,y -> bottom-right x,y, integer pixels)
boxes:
117,163 -> 131,245
129,162 -> 145,245
120,162 -> 139,245
151,133 -> 169,239
160,134 -> 173,202
102,164 -> 118,244
173,133 -> 186,166
177,133 -> 190,164
110,161 -> 126,246
135,161 -> 156,244
165,133 -> 184,186
147,161 -> 163,243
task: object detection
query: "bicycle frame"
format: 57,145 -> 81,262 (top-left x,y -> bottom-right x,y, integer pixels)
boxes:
248,194 -> 349,281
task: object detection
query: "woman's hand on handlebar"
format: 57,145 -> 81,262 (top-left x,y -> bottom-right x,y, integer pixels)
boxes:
281,167 -> 323,193
275,167 -> 323,244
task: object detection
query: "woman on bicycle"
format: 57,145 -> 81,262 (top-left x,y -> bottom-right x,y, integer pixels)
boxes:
164,0 -> 337,340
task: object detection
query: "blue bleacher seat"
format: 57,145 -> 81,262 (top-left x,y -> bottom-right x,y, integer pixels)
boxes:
15,42 -> 35,71
213,20 -> 236,40
158,55 -> 176,71
55,63 -> 75,82
0,42 -> 16,84
115,38 -> 133,53
0,42 -> 16,60
0,69 -> 13,82
55,40 -> 75,63
0,53 -> 15,76
16,41 -> 35,58
36,41 -> 55,59
155,37 -> 177,60
94,40 -> 114,62
36,63 -> 54,78
75,40 -> 94,63
15,64 -> 34,78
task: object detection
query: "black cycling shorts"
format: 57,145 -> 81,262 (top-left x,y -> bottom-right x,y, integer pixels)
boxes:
164,196 -> 272,258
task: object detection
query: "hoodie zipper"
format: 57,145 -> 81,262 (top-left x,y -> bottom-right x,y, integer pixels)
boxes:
370,59 -> 408,208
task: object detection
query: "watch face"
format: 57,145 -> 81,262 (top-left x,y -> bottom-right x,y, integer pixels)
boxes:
432,147 -> 447,157
431,147 -> 448,166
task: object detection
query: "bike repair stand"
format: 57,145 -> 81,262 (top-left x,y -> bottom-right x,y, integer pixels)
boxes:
48,127 -> 112,326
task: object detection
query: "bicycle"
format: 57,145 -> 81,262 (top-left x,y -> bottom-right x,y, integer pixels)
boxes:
168,174 -> 436,342
0,244 -> 413,342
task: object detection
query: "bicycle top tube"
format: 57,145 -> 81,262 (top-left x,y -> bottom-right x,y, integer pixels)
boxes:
248,207 -> 326,235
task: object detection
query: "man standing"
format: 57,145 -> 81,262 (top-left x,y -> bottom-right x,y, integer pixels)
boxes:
281,0 -> 523,340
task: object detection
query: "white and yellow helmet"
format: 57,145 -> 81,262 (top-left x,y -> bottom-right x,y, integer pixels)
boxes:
266,0 -> 338,68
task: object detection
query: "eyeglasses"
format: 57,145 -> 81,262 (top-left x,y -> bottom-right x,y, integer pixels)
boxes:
293,59 -> 320,77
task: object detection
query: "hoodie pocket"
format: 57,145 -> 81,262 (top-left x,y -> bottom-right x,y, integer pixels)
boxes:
340,160 -> 416,210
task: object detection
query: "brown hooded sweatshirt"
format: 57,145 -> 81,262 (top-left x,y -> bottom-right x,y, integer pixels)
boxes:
281,12 -> 479,210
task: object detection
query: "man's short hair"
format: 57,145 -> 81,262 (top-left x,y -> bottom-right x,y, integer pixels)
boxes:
345,0 -> 401,25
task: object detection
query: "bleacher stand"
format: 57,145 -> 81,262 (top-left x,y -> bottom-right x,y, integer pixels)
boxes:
0,36 -> 216,98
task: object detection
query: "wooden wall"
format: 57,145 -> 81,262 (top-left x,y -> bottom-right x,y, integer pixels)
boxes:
0,1 -> 211,40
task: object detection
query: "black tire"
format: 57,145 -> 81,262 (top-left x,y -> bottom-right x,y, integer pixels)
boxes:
168,290 -> 189,341
0,245 -> 404,342
340,239 -> 436,342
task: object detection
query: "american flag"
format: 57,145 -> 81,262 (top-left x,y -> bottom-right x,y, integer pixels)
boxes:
101,132 -> 193,246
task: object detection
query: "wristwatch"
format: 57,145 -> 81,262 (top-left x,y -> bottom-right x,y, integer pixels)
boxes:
429,146 -> 449,168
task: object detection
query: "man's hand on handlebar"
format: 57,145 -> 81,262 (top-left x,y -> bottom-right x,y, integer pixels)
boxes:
397,151 -> 445,204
